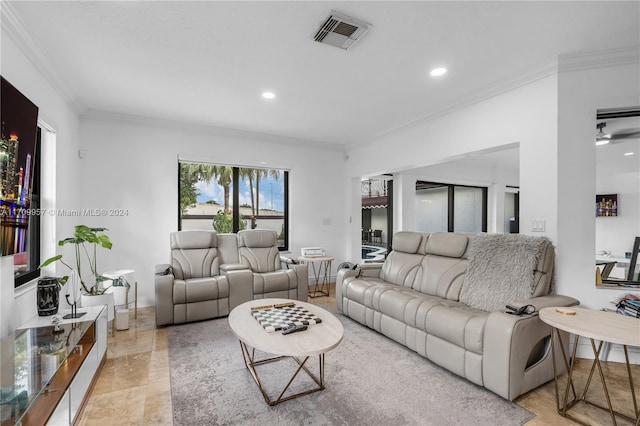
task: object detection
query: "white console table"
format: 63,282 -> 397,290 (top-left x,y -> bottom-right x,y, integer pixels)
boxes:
0,306 -> 107,425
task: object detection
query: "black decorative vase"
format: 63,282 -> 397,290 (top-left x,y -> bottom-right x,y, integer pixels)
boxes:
37,277 -> 59,316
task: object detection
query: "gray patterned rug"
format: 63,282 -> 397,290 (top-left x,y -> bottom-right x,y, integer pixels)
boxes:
167,309 -> 534,426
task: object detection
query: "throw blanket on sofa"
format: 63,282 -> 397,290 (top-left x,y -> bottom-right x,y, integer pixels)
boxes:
460,234 -> 552,312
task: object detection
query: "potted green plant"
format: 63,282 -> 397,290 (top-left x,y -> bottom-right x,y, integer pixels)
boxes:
39,225 -> 131,321
39,225 -> 114,295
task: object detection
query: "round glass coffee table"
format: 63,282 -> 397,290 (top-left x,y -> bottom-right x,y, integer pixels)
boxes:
228,298 -> 344,405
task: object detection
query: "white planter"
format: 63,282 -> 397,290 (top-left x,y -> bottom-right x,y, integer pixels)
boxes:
80,293 -> 114,321
103,269 -> 134,306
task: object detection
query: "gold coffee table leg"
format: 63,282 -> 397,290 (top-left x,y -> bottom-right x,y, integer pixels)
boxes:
239,341 -> 326,406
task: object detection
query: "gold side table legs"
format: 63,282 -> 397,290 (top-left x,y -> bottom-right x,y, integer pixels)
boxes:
307,260 -> 331,298
550,327 -> 640,425
238,341 -> 325,405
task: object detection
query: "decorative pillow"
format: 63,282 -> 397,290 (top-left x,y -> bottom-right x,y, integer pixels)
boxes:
459,234 -> 552,312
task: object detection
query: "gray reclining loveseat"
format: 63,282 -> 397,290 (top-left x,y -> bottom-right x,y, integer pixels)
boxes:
337,231 -> 579,400
155,229 -> 308,326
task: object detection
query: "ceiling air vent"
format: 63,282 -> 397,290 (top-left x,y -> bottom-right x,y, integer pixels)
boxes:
313,11 -> 371,50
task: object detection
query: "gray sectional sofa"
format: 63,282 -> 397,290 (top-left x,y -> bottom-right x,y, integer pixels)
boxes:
336,231 -> 579,400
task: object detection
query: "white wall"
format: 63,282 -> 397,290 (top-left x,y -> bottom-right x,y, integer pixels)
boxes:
0,29 -> 82,337
77,115 -> 347,307
347,61 -> 639,363
346,75 -> 559,262
346,60 -> 640,309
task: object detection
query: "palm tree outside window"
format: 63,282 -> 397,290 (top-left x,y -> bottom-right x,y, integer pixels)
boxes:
178,162 -> 289,250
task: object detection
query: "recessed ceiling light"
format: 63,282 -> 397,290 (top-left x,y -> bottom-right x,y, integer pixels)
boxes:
595,140 -> 610,146
430,67 -> 447,77
262,91 -> 276,99
624,152 -> 635,156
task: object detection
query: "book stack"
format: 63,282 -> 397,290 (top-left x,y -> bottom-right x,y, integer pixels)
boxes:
616,297 -> 640,318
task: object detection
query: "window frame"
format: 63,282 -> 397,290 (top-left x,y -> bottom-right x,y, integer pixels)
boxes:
178,162 -> 289,251
415,181 -> 488,233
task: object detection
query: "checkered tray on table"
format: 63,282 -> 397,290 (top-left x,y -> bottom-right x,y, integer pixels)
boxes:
251,303 -> 322,333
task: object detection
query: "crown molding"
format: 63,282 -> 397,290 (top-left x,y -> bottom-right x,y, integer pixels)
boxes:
1,1 -> 84,115
558,46 -> 640,73
82,109 -> 346,152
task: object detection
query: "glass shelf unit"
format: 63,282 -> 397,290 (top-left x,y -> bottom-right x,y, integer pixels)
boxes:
0,306 -> 106,426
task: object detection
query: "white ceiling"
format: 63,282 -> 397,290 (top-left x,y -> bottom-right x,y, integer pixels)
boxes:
5,1 -> 640,148
596,116 -> 640,178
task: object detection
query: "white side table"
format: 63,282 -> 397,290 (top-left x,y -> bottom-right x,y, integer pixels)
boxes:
298,256 -> 334,298
103,269 -> 138,319
540,307 -> 640,425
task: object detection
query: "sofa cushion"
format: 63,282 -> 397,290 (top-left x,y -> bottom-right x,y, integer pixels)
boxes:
392,231 -> 424,254
171,248 -> 221,279
425,305 -> 488,354
378,287 -> 448,328
379,251 -> 423,287
238,230 -> 281,273
238,229 -> 277,248
424,232 -> 469,258
344,277 -> 395,309
413,254 -> 467,300
173,276 -> 229,304
252,270 -> 297,295
170,230 -> 217,250
459,234 -> 554,312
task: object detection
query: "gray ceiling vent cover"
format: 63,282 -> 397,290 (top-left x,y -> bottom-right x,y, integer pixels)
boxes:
313,11 -> 371,50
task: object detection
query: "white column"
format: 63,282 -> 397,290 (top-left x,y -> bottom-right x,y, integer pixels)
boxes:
348,177 -> 363,263
488,183 -> 506,234
393,173 -> 418,232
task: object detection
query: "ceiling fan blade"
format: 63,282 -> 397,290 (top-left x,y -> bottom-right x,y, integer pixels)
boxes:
610,128 -> 640,140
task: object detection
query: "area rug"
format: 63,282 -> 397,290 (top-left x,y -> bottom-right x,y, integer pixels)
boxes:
167,310 -> 534,426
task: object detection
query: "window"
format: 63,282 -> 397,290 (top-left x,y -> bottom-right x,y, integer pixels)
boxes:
415,181 -> 487,233
178,162 -> 289,250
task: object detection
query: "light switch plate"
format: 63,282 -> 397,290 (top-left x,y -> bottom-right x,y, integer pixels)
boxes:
531,219 -> 546,232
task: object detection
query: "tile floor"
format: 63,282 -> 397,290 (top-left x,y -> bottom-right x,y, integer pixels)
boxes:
76,284 -> 639,425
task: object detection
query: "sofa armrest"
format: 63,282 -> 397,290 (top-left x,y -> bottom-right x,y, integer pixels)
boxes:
482,295 -> 578,400
220,263 -> 249,272
221,268 -> 254,310
509,294 -> 580,312
155,263 -> 172,275
280,255 -> 298,268
359,263 -> 382,277
291,263 -> 309,301
336,263 -> 383,311
155,265 -> 175,326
